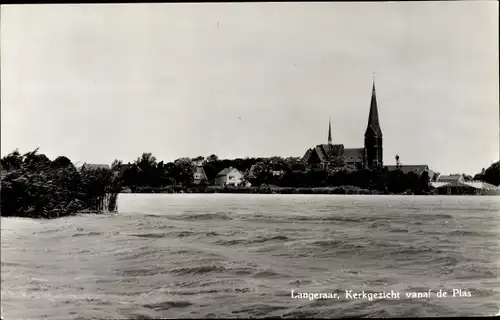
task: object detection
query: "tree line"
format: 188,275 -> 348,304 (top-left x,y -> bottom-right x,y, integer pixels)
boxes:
107,153 -> 464,195
0,150 -> 500,211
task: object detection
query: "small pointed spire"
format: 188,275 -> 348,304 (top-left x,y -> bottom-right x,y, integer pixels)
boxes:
328,117 -> 332,145
372,72 -> 376,93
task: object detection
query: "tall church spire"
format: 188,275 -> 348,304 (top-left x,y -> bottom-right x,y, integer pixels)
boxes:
366,76 -> 382,137
328,117 -> 332,145
364,75 -> 384,169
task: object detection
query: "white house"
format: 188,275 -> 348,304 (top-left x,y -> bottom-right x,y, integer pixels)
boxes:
215,167 -> 247,186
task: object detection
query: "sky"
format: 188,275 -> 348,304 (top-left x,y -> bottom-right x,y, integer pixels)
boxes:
1,2 -> 498,175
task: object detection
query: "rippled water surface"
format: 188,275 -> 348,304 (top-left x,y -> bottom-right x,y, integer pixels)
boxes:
2,194 -> 500,319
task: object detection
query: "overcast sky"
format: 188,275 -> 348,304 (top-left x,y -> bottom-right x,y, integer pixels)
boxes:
1,2 -> 498,175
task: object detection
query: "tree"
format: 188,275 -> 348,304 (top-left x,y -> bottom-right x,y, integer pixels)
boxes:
305,168 -> 329,187
1,149 -> 23,170
1,149 -> 117,218
481,161 -> 500,186
171,158 -> 195,186
416,170 -> 430,194
283,157 -> 301,170
245,161 -> 271,186
203,162 -> 219,182
122,164 -> 140,189
135,152 -> 157,169
432,172 -> 440,182
23,149 -> 52,170
206,154 -> 219,163
329,156 -> 345,168
387,169 -> 406,194
52,156 -> 74,169
111,159 -> 123,170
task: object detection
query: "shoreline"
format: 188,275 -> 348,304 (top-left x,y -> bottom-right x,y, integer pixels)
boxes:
124,186 -> 499,196
123,192 -> 498,196
3,150 -> 498,221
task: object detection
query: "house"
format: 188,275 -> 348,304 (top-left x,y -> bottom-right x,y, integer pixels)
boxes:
215,167 -> 247,186
193,165 -> 208,185
111,163 -> 141,178
271,170 -> 285,176
437,174 -> 464,183
385,165 -> 434,179
113,163 -> 134,173
431,180 -> 499,195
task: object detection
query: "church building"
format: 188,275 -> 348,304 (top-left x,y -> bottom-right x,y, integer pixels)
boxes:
302,79 -> 383,170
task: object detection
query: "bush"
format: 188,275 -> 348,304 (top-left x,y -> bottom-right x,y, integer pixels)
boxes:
0,149 -> 118,218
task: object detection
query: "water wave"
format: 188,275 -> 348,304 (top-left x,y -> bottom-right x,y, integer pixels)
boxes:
1,194 -> 499,319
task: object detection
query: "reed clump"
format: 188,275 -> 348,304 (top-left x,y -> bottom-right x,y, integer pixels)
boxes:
0,149 -> 119,219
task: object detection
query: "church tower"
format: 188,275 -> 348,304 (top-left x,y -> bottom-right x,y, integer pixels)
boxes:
328,117 -> 332,145
364,77 -> 383,169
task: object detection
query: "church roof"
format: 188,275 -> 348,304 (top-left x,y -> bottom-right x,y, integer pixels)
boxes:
314,144 -> 344,162
344,148 -> 364,163
301,149 -> 313,163
303,144 -> 364,164
314,146 -> 327,162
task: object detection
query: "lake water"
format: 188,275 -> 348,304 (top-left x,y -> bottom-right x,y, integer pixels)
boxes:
1,194 -> 500,319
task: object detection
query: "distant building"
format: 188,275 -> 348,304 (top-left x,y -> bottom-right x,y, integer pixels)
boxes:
302,78 -> 383,170
113,163 -> 134,173
193,165 -> 208,185
437,174 -> 464,183
271,170 -> 285,176
385,165 -> 434,179
431,181 -> 499,195
215,167 -> 247,186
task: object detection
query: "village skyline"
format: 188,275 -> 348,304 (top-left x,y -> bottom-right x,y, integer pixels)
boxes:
1,2 -> 498,176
